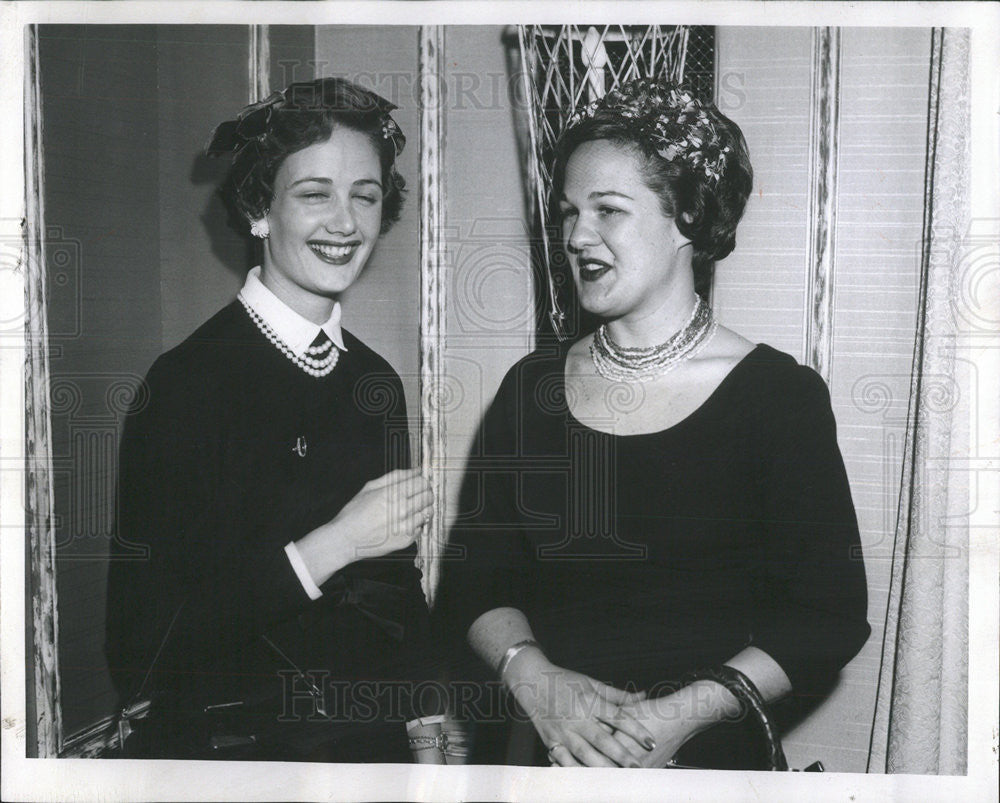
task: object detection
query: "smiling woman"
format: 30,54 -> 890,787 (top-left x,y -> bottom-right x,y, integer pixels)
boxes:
102,77 -> 443,762
557,140 -> 696,327
435,79 -> 871,769
256,129 -> 385,312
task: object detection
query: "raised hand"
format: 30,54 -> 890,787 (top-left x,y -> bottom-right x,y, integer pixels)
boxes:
295,468 -> 432,585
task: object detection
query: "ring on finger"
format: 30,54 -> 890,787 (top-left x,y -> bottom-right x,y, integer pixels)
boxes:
547,742 -> 564,757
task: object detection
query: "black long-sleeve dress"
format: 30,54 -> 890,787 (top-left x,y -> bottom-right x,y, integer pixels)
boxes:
434,342 -> 871,767
105,302 -> 435,762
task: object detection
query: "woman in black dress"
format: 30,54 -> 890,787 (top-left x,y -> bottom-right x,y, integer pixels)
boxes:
436,80 -> 871,769
105,78 -> 443,763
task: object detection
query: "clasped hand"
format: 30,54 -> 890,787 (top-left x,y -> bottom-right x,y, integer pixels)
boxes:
610,696 -> 699,768
507,656 -> 657,768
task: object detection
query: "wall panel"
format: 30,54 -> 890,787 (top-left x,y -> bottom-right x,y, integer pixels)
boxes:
157,25 -> 250,351
821,25 -> 927,771
440,27 -> 535,528
39,24 -> 163,739
713,28 -> 814,358
315,26 -> 422,424
715,26 -> 928,772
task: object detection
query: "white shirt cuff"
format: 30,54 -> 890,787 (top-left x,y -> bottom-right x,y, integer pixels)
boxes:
406,715 -> 447,732
406,714 -> 448,728
284,541 -> 322,600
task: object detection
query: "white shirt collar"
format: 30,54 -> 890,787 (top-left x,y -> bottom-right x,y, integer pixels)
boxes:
239,266 -> 347,356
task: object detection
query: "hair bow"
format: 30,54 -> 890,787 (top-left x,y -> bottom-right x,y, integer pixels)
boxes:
205,90 -> 287,155
205,82 -> 405,158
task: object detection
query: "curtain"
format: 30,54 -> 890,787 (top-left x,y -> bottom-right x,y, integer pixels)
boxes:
867,28 -> 971,775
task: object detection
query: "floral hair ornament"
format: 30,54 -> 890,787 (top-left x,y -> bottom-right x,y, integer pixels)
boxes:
567,79 -> 731,186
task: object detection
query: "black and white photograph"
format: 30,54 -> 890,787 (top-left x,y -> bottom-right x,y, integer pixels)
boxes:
1,2 -> 997,801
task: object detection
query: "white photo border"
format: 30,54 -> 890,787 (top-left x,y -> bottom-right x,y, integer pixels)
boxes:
2,2 -> 997,801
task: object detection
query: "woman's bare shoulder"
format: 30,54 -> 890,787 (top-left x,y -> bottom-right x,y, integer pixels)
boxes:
705,324 -> 755,360
565,334 -> 592,369
692,325 -> 755,374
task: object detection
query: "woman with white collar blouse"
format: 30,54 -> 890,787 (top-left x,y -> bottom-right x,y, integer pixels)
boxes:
105,78 -> 441,763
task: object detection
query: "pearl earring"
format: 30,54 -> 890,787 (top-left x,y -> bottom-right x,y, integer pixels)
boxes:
250,218 -> 270,239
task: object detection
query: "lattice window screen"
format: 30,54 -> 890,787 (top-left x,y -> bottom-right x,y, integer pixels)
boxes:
515,25 -> 715,339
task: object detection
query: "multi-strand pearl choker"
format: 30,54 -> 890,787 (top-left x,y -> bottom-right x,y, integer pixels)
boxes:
590,296 -> 717,383
238,293 -> 340,378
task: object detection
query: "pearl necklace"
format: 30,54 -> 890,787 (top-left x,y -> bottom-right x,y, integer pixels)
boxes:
590,296 -> 717,383
238,294 -> 340,378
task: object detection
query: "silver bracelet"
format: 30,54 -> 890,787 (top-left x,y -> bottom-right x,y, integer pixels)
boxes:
496,638 -> 540,680
407,730 -> 471,758
408,733 -> 449,752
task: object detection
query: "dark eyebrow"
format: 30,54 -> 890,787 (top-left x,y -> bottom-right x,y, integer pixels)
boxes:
590,190 -> 633,201
558,190 -> 633,203
289,177 -> 332,188
288,177 -> 383,189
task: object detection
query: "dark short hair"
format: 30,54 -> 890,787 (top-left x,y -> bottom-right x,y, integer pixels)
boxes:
552,84 -> 752,298
214,77 -> 406,235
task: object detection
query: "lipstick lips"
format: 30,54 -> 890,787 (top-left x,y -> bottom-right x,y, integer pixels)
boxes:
309,240 -> 361,266
578,257 -> 613,282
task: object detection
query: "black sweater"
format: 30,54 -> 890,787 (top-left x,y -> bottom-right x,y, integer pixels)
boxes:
105,302 -> 433,758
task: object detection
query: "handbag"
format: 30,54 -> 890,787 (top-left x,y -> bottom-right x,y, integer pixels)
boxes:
666,665 -> 824,772
110,602 -> 351,759
110,574 -> 419,759
110,601 -> 264,759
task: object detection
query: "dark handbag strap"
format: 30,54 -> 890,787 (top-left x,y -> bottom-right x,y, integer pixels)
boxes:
135,601 -> 186,702
677,665 -> 789,771
115,600 -> 186,753
120,600 -> 186,718
122,601 -> 310,713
